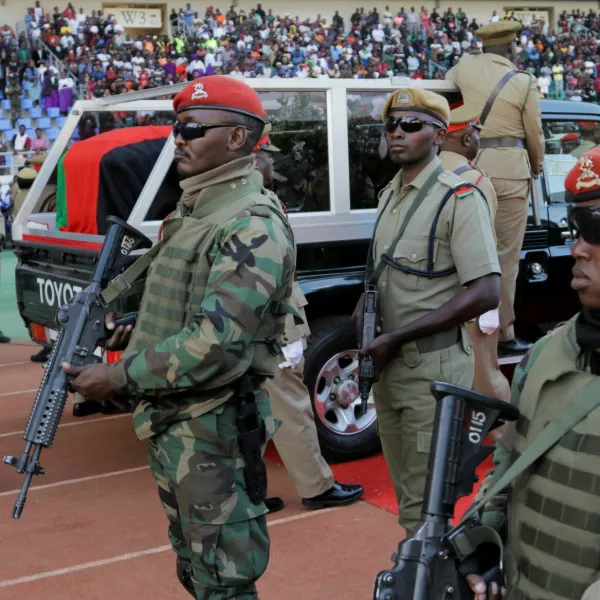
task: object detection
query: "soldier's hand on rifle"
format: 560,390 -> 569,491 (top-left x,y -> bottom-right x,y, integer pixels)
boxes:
105,312 -> 133,351
359,332 -> 397,380
465,574 -> 504,600
61,363 -> 115,401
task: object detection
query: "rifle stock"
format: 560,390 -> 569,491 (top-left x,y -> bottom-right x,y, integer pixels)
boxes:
3,217 -> 151,519
372,382 -> 519,600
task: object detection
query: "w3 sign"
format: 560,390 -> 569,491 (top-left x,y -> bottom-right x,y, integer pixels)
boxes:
116,8 -> 162,28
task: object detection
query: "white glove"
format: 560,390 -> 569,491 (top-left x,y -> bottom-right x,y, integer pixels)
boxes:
278,338 -> 304,369
478,308 -> 500,335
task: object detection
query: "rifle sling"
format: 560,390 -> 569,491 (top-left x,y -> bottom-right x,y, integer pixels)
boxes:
368,164 -> 444,286
100,241 -> 163,306
479,70 -> 517,127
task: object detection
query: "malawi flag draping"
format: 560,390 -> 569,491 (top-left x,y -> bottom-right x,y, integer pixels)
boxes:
56,125 -> 179,235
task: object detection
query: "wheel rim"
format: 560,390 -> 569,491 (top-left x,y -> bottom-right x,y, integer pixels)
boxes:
312,349 -> 377,436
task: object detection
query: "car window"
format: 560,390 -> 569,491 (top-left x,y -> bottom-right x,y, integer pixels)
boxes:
543,154 -> 578,204
542,119 -> 600,204
259,90 -> 330,213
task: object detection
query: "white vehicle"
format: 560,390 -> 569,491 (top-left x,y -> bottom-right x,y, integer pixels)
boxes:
11,79 -> 596,461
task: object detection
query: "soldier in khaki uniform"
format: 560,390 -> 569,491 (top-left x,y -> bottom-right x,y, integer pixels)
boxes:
439,104 -> 511,404
571,121 -> 600,159
466,147 -> 600,600
446,20 -> 545,355
356,88 -> 501,534
254,126 -> 364,512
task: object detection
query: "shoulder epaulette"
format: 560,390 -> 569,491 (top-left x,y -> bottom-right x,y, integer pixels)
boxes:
437,169 -> 466,189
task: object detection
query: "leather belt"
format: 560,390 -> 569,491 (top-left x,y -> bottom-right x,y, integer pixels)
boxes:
479,136 -> 526,149
416,327 -> 461,354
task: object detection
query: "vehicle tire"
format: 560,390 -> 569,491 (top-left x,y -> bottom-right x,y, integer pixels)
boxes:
304,315 -> 380,463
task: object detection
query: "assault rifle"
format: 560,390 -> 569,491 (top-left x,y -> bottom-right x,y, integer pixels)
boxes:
373,382 -> 519,600
358,284 -> 378,414
3,217 -> 152,519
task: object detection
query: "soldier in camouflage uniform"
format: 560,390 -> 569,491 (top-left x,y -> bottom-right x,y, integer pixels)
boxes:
63,76 -> 297,600
466,148 -> 600,600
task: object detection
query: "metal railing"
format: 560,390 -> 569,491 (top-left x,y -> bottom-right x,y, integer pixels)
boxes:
38,40 -> 81,98
0,151 -> 45,177
428,60 -> 448,78
570,21 -> 590,37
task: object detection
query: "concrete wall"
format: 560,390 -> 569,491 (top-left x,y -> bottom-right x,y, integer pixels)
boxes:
4,0 -> 600,32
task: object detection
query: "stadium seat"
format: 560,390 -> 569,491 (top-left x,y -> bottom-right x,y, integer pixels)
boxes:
1,99 -> 10,111
18,118 -> 32,129
47,127 -> 59,140
21,98 -> 33,110
56,116 -> 67,127
26,129 -> 36,139
37,117 -> 51,129
47,107 -> 60,118
30,106 -> 42,119
4,130 -> 17,142
0,119 -> 11,130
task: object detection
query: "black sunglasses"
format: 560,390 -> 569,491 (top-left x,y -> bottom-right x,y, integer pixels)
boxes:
173,121 -> 249,141
384,116 -> 442,134
568,205 -> 600,245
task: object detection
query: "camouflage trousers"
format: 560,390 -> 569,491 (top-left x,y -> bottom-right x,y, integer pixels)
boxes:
147,391 -> 272,599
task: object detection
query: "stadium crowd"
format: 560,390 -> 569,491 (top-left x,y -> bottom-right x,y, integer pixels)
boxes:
0,3 -> 597,105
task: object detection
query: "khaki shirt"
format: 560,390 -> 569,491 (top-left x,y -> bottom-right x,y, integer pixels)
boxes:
439,150 -> 498,226
446,51 -> 545,180
373,156 -> 500,334
571,139 -> 596,159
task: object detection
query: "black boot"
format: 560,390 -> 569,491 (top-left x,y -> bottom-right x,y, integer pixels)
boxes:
302,482 -> 364,509
73,400 -> 103,417
176,557 -> 196,598
31,346 -> 52,363
264,497 -> 285,513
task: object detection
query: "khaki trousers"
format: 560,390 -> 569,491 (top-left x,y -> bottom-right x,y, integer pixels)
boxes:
373,339 -> 474,533
491,178 -> 531,343
266,358 -> 334,499
464,321 -> 511,404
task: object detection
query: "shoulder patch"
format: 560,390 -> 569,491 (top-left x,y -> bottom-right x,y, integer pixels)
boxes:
455,185 -> 475,198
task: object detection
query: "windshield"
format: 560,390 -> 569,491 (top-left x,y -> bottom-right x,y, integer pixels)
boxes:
542,119 -> 600,203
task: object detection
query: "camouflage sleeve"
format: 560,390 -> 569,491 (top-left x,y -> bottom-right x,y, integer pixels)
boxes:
478,351 -> 529,530
108,213 -> 294,391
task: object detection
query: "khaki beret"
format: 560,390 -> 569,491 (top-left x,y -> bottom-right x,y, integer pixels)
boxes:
476,21 -> 521,47
17,167 -> 38,180
382,88 -> 450,129
253,122 -> 280,153
448,103 -> 482,133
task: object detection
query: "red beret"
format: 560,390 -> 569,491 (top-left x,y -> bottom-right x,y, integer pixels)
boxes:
173,75 -> 266,123
562,132 -> 580,142
565,147 -> 600,203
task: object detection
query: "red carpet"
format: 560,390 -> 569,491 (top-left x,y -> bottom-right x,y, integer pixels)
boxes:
264,443 -> 493,523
